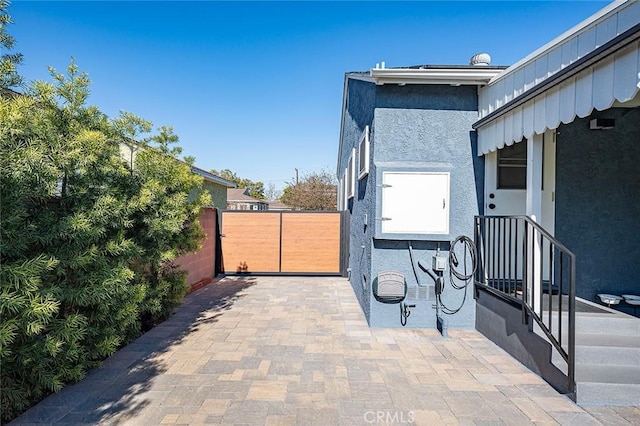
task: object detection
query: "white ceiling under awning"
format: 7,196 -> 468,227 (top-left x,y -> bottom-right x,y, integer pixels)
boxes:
476,0 -> 640,155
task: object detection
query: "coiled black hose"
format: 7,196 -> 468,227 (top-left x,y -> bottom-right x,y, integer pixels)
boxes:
438,235 -> 477,315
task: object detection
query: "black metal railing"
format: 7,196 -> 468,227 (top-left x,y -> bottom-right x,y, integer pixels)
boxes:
474,215 -> 576,397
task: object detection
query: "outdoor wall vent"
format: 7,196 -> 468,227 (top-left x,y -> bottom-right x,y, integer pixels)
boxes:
469,53 -> 491,66
589,118 -> 615,130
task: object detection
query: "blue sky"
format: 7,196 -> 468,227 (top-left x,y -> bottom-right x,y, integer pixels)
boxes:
10,1 -> 609,191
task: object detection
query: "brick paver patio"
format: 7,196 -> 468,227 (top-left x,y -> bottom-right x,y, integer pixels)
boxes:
11,276 -> 640,425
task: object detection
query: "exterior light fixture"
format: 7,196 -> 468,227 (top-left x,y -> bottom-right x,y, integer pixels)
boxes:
589,118 -> 615,129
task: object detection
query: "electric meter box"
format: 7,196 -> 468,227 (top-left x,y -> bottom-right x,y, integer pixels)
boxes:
432,255 -> 447,272
377,170 -> 451,240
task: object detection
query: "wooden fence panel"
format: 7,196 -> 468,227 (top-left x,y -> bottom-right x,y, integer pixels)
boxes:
280,213 -> 341,273
221,212 -> 281,273
220,211 -> 342,275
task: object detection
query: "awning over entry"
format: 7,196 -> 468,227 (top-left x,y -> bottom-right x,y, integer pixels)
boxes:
475,0 -> 640,155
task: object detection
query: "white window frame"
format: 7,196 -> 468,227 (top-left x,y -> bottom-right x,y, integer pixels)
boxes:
343,168 -> 349,206
346,148 -> 356,199
358,125 -> 370,179
337,174 -> 345,210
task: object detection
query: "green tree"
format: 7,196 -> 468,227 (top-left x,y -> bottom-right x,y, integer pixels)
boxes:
0,61 -> 209,422
280,169 -> 337,211
211,168 -> 265,199
125,125 -> 210,330
1,0 -> 23,88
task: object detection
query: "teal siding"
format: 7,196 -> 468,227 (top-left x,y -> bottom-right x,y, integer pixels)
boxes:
202,181 -> 228,209
189,180 -> 228,209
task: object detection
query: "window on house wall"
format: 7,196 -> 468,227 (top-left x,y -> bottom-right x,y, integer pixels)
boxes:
343,167 -> 350,206
347,148 -> 355,199
497,140 -> 527,189
337,174 -> 345,210
358,125 -> 370,179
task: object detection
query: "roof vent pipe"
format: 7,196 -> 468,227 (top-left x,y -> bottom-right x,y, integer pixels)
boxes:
469,53 -> 491,66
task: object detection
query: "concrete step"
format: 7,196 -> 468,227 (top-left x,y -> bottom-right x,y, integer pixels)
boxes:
575,364 -> 640,384
576,381 -> 640,406
534,322 -> 639,350
573,333 -> 640,348
575,314 -> 639,337
575,345 -> 640,367
539,312 -> 639,338
549,362 -> 640,405
537,317 -> 640,404
527,300 -> 640,405
552,344 -> 640,367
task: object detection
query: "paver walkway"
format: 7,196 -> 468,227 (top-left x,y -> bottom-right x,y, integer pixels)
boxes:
12,276 -> 640,425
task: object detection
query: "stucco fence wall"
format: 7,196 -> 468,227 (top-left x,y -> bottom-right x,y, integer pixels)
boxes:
175,207 -> 218,292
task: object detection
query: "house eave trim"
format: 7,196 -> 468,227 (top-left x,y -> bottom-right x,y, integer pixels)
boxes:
370,68 -> 503,86
473,21 -> 640,130
191,167 -> 237,188
336,74 -> 350,177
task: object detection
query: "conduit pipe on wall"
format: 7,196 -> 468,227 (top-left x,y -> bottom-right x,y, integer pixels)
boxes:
408,241 -> 440,287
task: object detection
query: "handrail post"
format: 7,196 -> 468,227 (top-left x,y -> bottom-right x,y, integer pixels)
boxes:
473,217 -> 480,298
568,255 -> 576,397
522,220 -> 528,325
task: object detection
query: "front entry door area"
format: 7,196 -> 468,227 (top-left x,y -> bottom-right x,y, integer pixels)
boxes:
484,131 -> 556,232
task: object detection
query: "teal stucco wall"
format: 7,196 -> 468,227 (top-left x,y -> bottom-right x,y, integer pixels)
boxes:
555,108 -> 640,308
338,79 -> 484,329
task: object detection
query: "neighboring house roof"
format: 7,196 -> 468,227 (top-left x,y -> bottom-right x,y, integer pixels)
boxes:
190,165 -> 236,188
474,0 -> 640,155
267,200 -> 292,210
227,188 -> 267,204
119,139 -> 235,188
0,87 -> 21,99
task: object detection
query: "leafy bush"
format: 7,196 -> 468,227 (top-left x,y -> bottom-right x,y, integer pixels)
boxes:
0,62 -> 210,422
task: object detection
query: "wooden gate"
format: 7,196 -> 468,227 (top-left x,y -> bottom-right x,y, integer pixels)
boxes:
220,211 -> 344,275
